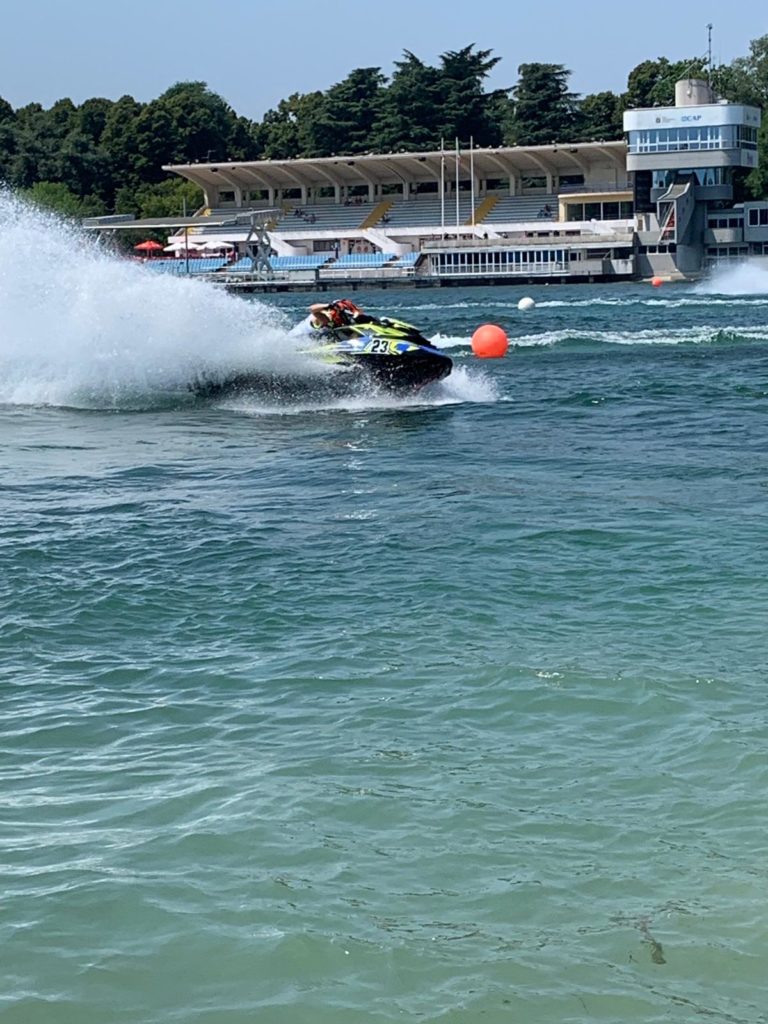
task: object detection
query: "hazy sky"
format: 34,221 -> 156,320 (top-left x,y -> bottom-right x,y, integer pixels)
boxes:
1,0 -> 764,118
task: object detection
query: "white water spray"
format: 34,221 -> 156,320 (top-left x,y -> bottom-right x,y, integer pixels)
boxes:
0,191 -> 309,408
695,260 -> 768,296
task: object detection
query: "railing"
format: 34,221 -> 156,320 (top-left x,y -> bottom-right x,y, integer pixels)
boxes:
557,182 -> 629,194
210,265 -> 417,285
319,266 -> 416,280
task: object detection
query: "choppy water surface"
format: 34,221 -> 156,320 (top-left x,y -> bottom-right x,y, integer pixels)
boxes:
2,196 -> 768,1023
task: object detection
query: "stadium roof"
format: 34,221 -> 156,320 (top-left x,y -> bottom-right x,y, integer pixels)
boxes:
81,211 -> 280,232
164,141 -> 627,191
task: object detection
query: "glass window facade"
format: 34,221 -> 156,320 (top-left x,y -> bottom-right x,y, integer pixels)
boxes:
434,249 -> 570,276
566,201 -> 633,221
628,125 -> 757,154
708,215 -> 744,228
652,168 -> 727,189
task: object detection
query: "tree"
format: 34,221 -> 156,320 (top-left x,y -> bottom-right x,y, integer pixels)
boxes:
436,45 -> 506,147
374,51 -> 445,151
101,95 -> 144,196
305,67 -> 386,156
254,91 -> 324,158
130,81 -> 241,179
624,57 -> 707,110
74,97 -> 113,143
576,91 -> 623,141
22,180 -> 106,217
507,64 -> 579,145
715,34 -> 768,197
0,97 -> 17,183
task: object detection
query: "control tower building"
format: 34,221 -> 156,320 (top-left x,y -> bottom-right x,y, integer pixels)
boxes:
623,79 -> 761,277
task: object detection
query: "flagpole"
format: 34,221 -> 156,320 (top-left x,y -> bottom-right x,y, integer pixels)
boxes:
440,137 -> 445,240
470,136 -> 475,229
455,137 -> 460,230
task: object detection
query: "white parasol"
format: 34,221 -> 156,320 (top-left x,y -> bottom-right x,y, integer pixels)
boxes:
163,239 -> 205,252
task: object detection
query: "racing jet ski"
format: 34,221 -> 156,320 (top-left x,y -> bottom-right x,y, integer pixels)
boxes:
192,309 -> 452,400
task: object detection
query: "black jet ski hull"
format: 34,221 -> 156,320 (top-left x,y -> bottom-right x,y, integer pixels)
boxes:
193,348 -> 452,400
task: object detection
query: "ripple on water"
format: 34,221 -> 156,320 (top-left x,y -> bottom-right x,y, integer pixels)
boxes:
2,279 -> 768,1021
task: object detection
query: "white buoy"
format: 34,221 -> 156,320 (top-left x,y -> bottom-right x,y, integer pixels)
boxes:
517,296 -> 536,311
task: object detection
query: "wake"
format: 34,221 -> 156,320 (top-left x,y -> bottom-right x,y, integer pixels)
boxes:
0,191 -> 310,408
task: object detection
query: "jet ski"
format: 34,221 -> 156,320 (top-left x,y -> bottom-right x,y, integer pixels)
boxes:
192,313 -> 453,400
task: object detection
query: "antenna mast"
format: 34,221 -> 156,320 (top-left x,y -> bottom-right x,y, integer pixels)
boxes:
706,23 -> 713,87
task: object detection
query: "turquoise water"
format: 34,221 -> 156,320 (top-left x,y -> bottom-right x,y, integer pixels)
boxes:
2,197 -> 768,1022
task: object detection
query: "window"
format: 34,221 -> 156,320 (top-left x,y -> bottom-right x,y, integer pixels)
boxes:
628,125 -> 741,154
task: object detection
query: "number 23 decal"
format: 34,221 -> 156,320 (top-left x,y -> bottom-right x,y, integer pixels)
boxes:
369,338 -> 391,353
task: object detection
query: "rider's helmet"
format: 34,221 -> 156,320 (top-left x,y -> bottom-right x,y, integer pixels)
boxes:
309,299 -> 365,329
328,298 -> 364,325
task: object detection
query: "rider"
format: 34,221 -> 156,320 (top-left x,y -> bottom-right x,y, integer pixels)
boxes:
308,298 -> 374,333
290,298 -> 391,341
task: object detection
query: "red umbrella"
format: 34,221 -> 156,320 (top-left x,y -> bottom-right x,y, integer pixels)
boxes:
134,240 -> 164,252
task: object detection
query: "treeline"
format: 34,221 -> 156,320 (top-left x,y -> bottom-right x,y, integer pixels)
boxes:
1,37 -> 767,220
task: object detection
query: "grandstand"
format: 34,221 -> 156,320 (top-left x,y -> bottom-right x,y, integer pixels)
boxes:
83,82 -> 766,286
153,140 -> 646,285
160,140 -> 633,285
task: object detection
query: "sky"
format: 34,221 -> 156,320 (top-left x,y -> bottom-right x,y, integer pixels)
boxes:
1,0 -> 765,119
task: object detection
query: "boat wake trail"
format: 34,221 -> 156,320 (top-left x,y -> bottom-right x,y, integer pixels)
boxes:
0,191 -> 311,409
695,260 -> 768,296
216,364 -> 498,416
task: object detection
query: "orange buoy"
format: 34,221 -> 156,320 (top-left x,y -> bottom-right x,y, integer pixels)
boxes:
471,323 -> 509,359
651,276 -> 663,288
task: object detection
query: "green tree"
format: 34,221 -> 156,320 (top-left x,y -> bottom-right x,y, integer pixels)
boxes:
624,57 -> 707,109
74,97 -> 113,143
153,81 -> 251,162
101,95 -> 144,196
715,34 -> 768,197
374,50 -> 445,150
577,91 -> 623,141
254,91 -> 324,158
0,97 -> 17,183
507,63 -> 579,145
134,177 -> 204,218
22,180 -> 106,217
436,45 -> 506,147
306,67 -> 386,156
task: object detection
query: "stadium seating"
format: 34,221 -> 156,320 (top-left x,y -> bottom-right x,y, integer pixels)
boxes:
142,258 -> 228,274
224,257 -> 255,273
484,195 -> 558,224
270,254 -> 334,271
381,197 -> 475,228
389,252 -> 421,268
277,203 -> 380,232
327,253 -> 398,269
